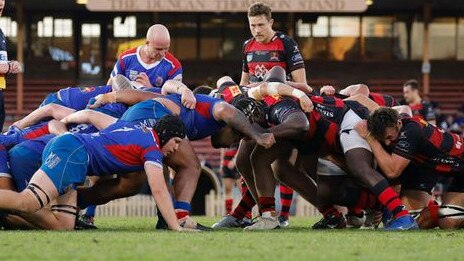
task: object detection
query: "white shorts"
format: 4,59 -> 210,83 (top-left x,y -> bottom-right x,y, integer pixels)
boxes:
339,109 -> 372,153
317,158 -> 347,176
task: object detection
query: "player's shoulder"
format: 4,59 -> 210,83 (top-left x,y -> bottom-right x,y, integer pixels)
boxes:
243,37 -> 255,48
275,31 -> 295,42
164,52 -> 182,68
119,47 -> 138,59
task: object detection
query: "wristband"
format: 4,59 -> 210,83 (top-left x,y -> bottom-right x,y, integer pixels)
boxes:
291,89 -> 306,99
6,63 -> 11,74
267,82 -> 280,96
365,132 -> 374,144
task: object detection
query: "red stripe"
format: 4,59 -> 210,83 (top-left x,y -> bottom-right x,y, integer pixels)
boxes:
429,128 -> 443,148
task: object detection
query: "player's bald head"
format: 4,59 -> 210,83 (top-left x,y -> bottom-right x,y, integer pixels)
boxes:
146,24 -> 171,46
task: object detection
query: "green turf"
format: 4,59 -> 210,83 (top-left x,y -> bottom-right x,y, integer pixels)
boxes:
0,216 -> 463,260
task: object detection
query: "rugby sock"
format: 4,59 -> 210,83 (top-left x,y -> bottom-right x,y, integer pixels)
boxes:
371,180 -> 408,219
174,201 -> 192,220
240,177 -> 252,219
279,184 -> 293,219
225,199 -> 233,214
85,205 -> 96,217
231,190 -> 256,220
258,196 -> 275,213
428,200 -> 440,228
353,190 -> 378,210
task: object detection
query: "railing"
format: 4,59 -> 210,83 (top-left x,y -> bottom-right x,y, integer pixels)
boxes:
92,192 -> 321,218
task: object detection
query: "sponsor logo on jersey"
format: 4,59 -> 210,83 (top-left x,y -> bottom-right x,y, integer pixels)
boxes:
269,51 -> 280,61
155,76 -> 164,87
254,65 -> 268,81
129,70 -> 138,81
246,53 -> 253,62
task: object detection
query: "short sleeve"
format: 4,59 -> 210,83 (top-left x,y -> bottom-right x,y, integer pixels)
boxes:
392,121 -> 423,159
282,36 -> 305,72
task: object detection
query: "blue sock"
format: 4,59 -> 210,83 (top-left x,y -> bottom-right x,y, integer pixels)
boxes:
85,205 -> 97,217
174,201 -> 192,212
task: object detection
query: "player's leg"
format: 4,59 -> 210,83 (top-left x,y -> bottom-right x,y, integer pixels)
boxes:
340,110 -> 416,230
212,139 -> 257,229
15,103 -> 76,129
0,144 -> 14,190
437,175 -> 464,229
398,163 -> 437,228
163,139 -> 206,229
222,171 -> 237,214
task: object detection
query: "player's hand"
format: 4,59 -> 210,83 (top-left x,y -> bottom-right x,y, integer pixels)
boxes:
299,96 -> 314,113
354,120 -> 369,139
87,93 -> 114,108
181,90 -> 196,109
8,61 -> 22,74
255,132 -> 275,149
320,85 -> 336,96
135,72 -> 153,87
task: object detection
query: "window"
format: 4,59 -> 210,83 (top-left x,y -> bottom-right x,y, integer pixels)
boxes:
0,17 -> 17,37
113,16 -> 137,37
54,19 -> 73,37
329,17 -> 360,60
430,18 -> 456,60
37,17 -> 72,37
82,24 -> 101,37
363,17 -> 394,60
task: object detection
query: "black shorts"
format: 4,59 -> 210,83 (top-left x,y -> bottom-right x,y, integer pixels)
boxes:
397,162 -> 437,193
222,167 -> 240,179
267,98 -> 302,126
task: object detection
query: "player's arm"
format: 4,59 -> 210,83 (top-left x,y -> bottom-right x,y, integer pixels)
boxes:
61,109 -> 117,130
339,84 -> 370,97
213,102 -> 275,149
393,105 -> 413,117
286,81 -> 313,95
144,162 -> 182,231
88,89 -> 160,108
344,94 -> 379,113
13,103 -> 76,129
239,71 -> 250,86
355,120 -> 410,179
290,68 -> 307,85
161,80 -> 196,109
247,82 -> 313,113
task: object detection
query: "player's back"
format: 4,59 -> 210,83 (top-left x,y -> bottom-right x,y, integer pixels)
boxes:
58,85 -> 112,110
163,94 -> 226,140
74,126 -> 163,176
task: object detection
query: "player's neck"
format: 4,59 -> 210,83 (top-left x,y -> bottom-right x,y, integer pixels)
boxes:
409,97 -> 422,105
140,45 -> 161,64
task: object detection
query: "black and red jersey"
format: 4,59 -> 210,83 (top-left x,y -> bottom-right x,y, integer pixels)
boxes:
242,32 -> 304,83
369,92 -> 399,107
302,96 -> 351,154
406,100 -> 436,122
393,117 -> 464,174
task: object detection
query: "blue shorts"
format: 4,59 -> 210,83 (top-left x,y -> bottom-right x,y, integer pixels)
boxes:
119,100 -> 172,128
40,134 -> 89,195
0,145 -> 10,178
40,92 -> 65,107
9,145 -> 42,191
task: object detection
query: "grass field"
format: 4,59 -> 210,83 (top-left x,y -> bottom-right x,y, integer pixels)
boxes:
1,216 -> 463,260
